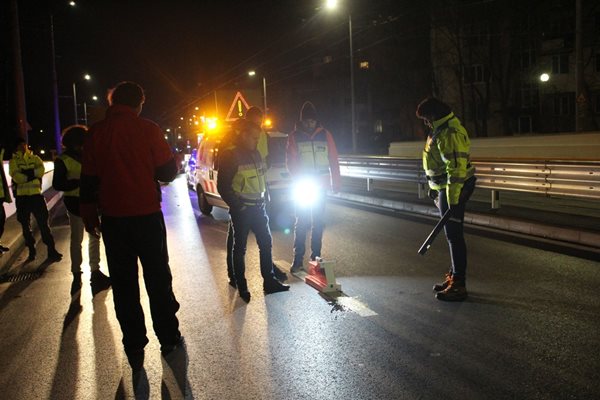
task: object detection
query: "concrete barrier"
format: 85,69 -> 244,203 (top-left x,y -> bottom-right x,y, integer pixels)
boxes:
389,132 -> 600,160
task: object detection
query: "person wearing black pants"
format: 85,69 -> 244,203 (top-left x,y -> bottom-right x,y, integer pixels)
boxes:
80,82 -> 182,370
101,212 -> 180,354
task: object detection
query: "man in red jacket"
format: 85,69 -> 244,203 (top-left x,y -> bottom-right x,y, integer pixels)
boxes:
80,81 -> 182,370
286,102 -> 341,273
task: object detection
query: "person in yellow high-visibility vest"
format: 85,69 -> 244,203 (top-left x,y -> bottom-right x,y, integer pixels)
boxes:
53,125 -> 111,295
222,107 -> 287,288
0,144 -> 13,254
416,97 -> 476,302
217,120 -> 290,302
9,138 -> 62,262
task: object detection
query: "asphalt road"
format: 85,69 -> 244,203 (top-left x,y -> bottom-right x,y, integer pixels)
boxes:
0,175 -> 598,400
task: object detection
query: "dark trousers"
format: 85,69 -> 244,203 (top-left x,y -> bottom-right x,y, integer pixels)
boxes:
16,195 -> 56,250
101,212 -> 181,351
230,204 -> 274,291
226,221 -> 235,281
0,202 -> 5,239
292,195 -> 326,266
437,176 -> 476,282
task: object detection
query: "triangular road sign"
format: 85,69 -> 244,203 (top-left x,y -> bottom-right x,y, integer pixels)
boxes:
225,91 -> 251,121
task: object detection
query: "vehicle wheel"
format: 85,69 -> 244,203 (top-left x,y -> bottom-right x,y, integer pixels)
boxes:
197,185 -> 213,215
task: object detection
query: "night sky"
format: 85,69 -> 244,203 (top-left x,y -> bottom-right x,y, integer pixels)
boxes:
12,0 -> 424,152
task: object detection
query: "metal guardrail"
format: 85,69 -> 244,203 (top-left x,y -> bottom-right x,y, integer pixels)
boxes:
338,156 -> 600,201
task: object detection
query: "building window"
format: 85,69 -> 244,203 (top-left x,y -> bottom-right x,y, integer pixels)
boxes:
463,64 -> 488,84
518,116 -> 532,133
553,95 -> 570,115
552,54 -> 569,74
359,61 -> 370,70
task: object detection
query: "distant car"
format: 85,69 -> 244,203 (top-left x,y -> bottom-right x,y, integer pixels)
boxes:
187,131 -> 293,219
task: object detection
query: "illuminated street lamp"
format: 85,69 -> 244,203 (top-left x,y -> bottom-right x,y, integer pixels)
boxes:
539,73 -> 550,82
325,0 -> 356,153
248,70 -> 268,116
72,73 -> 91,124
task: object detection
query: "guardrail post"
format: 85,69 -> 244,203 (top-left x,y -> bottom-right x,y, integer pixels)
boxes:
491,190 -> 501,209
367,178 -> 373,192
417,183 -> 425,199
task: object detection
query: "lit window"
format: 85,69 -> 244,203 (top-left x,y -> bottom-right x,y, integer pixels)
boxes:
360,61 -> 370,70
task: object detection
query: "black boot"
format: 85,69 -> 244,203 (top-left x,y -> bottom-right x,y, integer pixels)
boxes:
263,278 -> 290,294
435,279 -> 468,302
91,270 -> 111,295
71,272 -> 82,294
273,263 -> 288,282
27,246 -> 36,261
47,248 -> 63,262
237,279 -> 251,302
433,272 -> 453,292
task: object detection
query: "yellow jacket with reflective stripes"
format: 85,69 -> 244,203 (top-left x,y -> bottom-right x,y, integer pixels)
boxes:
9,150 -> 44,196
57,153 -> 81,197
423,112 -> 475,204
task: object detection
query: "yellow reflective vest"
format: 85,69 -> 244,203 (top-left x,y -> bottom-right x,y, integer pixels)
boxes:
57,153 -> 81,197
231,152 -> 267,203
423,112 -> 475,205
9,150 -> 44,196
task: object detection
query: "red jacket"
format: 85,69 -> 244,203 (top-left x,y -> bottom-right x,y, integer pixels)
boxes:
81,105 -> 174,217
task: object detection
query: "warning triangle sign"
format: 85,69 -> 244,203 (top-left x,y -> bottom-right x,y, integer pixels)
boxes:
225,91 -> 251,121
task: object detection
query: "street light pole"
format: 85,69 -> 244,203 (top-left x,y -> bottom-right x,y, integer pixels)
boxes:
348,13 -> 356,153
72,82 -> 78,124
262,76 -> 268,115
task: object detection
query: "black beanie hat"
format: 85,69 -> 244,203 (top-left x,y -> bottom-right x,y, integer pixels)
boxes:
300,101 -> 318,121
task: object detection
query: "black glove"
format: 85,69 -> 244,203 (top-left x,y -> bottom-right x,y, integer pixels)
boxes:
428,188 -> 438,200
22,168 -> 36,181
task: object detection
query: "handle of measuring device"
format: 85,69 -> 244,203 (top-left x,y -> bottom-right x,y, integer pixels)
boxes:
418,208 -> 452,255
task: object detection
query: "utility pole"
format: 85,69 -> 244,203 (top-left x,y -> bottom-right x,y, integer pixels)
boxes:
50,14 -> 62,153
575,0 -> 586,132
9,0 -> 28,142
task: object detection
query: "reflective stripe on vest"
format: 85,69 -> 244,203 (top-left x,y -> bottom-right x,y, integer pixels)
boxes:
58,154 -> 81,197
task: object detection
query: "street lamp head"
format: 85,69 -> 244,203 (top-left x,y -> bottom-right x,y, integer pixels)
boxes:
325,0 -> 338,10
540,73 -> 550,82
248,70 -> 256,77
84,74 -> 91,80
69,1 -> 76,6
92,95 -> 98,101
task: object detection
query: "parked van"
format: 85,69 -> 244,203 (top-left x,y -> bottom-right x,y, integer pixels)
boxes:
186,131 -> 293,219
